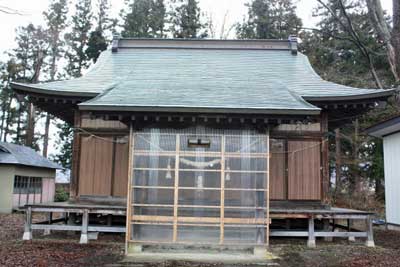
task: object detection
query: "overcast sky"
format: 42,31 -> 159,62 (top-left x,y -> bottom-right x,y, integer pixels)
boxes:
0,0 -> 393,54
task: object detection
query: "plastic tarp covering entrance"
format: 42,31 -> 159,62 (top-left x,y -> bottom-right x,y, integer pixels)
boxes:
127,127 -> 270,245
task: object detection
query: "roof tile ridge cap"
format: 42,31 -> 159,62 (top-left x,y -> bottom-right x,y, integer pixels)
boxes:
79,82 -> 118,105
287,88 -> 321,110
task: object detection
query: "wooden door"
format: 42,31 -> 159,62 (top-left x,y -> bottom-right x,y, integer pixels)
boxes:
270,139 -> 286,200
287,140 -> 321,200
79,136 -> 113,196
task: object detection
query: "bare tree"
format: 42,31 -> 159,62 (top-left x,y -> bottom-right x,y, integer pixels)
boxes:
0,5 -> 23,15
207,10 -> 235,39
366,0 -> 400,83
317,0 -> 383,88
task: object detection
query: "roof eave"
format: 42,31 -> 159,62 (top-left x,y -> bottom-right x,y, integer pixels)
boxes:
0,162 -> 62,170
304,89 -> 396,102
10,82 -> 99,98
365,116 -> 400,138
78,104 -> 321,116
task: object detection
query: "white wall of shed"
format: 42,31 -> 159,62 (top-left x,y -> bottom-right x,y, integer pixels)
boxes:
383,132 -> 400,226
0,165 -> 15,213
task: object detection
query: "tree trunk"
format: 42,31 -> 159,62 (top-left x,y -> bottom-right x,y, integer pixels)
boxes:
335,128 -> 342,199
375,176 -> 384,201
15,113 -> 22,144
366,0 -> 400,82
392,0 -> 400,81
2,96 -> 13,142
43,113 -> 51,157
353,119 -> 361,194
26,103 -> 36,147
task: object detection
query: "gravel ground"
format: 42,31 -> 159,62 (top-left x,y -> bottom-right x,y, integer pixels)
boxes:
1,213 -> 400,267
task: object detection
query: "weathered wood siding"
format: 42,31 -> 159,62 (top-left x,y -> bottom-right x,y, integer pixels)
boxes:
79,136 -> 113,196
270,139 -> 286,200
80,114 -> 128,130
113,139 -> 129,197
78,135 -> 129,197
287,140 -> 321,200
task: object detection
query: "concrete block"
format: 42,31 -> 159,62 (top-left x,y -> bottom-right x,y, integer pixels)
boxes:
253,246 -> 267,257
22,231 -> 32,241
127,244 -> 143,254
366,240 -> 375,247
307,239 -> 316,248
88,232 -> 99,240
348,236 -> 356,242
43,229 -> 51,236
79,233 -> 88,244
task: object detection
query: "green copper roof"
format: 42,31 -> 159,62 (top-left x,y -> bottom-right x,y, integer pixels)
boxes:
11,38 -> 394,116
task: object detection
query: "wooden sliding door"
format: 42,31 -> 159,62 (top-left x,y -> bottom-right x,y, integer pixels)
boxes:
287,140 -> 321,200
78,135 -> 129,197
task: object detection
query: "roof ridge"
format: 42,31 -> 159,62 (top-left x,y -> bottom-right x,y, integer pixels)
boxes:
113,37 -> 298,53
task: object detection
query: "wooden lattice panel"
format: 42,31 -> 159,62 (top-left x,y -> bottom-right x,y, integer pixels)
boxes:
126,127 -> 270,246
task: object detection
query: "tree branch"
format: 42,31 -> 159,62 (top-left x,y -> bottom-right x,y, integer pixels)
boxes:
317,0 -> 383,88
0,5 -> 24,15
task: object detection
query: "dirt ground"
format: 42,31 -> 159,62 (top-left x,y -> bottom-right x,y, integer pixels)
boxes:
1,213 -> 400,267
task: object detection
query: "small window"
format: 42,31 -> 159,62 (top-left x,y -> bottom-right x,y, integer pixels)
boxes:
13,176 -> 42,194
187,138 -> 211,148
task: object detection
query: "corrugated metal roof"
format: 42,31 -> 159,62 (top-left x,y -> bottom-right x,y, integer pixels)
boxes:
0,142 -> 62,169
11,39 -> 395,115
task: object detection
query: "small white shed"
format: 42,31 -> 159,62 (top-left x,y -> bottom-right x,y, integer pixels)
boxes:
367,116 -> 400,230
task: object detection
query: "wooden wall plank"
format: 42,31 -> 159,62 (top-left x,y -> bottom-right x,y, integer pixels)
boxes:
78,136 -> 113,196
270,139 -> 286,200
78,136 -> 94,195
94,138 -> 113,195
288,140 -> 321,200
113,139 -> 129,197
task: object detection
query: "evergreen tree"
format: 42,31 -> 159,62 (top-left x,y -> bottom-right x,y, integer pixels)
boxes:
13,24 -> 49,149
43,0 -> 69,157
86,0 -> 113,63
169,0 -> 207,38
65,0 -> 93,78
236,0 -> 302,39
121,0 -> 166,38
0,59 -> 21,143
52,121 -> 74,169
43,0 -> 68,81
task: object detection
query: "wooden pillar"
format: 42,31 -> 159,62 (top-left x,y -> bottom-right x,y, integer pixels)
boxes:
125,124 -> 134,254
307,216 -> 316,248
70,110 -> 81,199
219,135 -> 225,245
43,212 -> 53,236
80,209 -> 89,244
23,207 -> 32,241
348,219 -> 355,242
320,112 -> 329,203
323,219 -> 332,242
366,216 -> 375,247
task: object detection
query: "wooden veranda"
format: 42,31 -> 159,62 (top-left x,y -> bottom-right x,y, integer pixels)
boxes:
22,201 -> 375,248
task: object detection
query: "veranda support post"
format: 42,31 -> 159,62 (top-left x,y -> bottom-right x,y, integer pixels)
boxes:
22,206 -> 32,241
307,216 -> 316,248
366,215 -> 375,247
79,209 -> 89,244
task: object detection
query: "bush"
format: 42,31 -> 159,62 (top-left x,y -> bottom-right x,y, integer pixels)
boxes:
54,187 -> 69,202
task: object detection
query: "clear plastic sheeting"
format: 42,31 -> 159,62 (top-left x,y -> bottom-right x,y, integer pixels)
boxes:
129,126 -> 269,245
